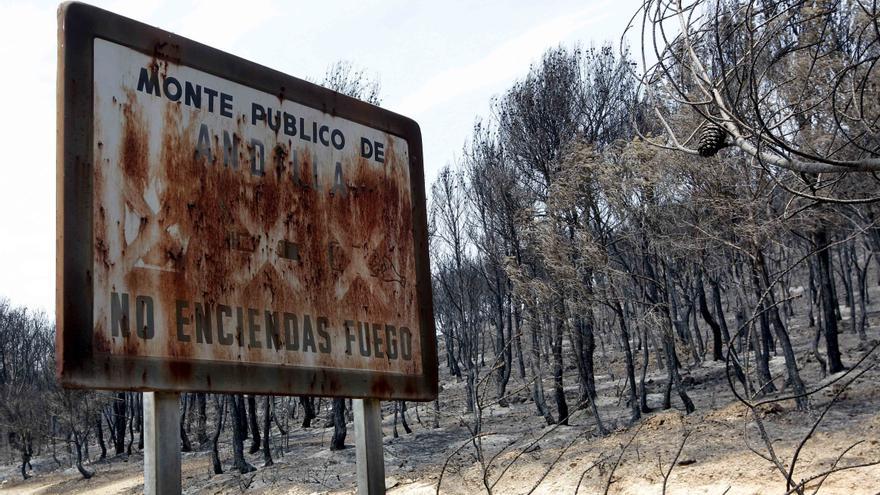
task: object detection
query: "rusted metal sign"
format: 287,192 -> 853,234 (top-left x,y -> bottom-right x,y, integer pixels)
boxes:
57,2 -> 437,400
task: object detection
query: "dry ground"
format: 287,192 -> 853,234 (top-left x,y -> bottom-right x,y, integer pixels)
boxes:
2,301 -> 879,494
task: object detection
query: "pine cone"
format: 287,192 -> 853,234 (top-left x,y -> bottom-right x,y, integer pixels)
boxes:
698,123 -> 727,157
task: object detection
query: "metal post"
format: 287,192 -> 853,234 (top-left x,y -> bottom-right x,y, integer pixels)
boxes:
144,391 -> 182,495
353,398 -> 385,494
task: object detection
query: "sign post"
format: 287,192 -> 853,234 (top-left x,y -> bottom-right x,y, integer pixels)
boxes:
354,399 -> 385,494
143,392 -> 182,494
57,3 -> 437,493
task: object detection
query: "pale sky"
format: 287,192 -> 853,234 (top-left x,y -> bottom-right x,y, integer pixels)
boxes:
0,0 -> 638,314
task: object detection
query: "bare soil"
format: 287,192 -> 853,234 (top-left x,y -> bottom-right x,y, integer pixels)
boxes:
2,304 -> 879,494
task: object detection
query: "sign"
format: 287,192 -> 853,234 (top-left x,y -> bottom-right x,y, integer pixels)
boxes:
57,2 -> 437,400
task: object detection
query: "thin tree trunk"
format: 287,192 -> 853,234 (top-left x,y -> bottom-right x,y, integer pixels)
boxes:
815,229 -> 845,373
247,395 -> 261,454
399,401 -> 412,434
113,392 -> 126,456
552,298 -> 569,425
196,393 -> 208,447
698,273 -> 723,361
231,395 -> 255,473
639,324 -> 651,414
262,395 -> 274,466
95,413 -> 107,459
330,398 -> 347,450
614,300 -> 640,422
211,395 -> 225,474
299,396 -> 316,428
72,435 -> 94,479
180,394 -> 192,453
756,251 -> 808,410
528,308 -> 554,425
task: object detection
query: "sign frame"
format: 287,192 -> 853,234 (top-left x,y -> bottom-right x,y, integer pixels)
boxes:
57,1 -> 437,401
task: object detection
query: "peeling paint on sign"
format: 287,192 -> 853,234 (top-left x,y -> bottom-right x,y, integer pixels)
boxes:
92,39 -> 422,376
59,4 -> 435,399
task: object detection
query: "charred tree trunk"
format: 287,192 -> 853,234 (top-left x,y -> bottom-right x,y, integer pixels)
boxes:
196,393 -> 208,447
399,401 -> 412,434
72,434 -> 94,479
639,323 -> 652,413
137,393 -> 144,450
552,299 -> 569,425
211,395 -> 225,475
95,413 -> 107,459
652,259 -> 695,414
19,434 -> 31,480
528,308 -> 555,425
330,398 -> 347,450
852,244 -> 870,340
238,394 -> 248,441
755,251 -> 808,410
496,287 -> 511,406
180,394 -> 192,452
262,396 -> 273,466
698,273 -> 723,361
513,302 -> 527,380
815,229 -> 845,373
113,392 -> 126,456
663,330 -> 695,414
299,396 -> 316,428
230,395 -> 255,473
808,256 -> 819,327
247,395 -> 261,454
613,300 -> 640,423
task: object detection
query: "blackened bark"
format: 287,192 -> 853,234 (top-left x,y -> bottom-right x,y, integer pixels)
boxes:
211,395 -> 225,475
756,251 -> 808,410
613,300 -> 640,422
238,394 -> 248,440
653,260 -> 695,414
808,257 -> 818,327
95,413 -> 107,459
392,401 -> 400,438
127,395 -> 135,455
815,229 -> 845,373
852,244 -> 869,339
299,396 -> 316,428
513,302 -> 526,380
496,288 -> 511,406
445,331 -> 462,378
582,316 -> 598,400
840,244 -> 856,335
137,393 -> 143,450
663,331 -> 695,414
247,395 -> 261,454
262,396 -> 273,466
19,435 -> 31,480
400,401 -> 412,434
710,278 -> 731,344
698,274 -> 723,361
552,299 -> 569,425
330,398 -> 347,450
180,394 -> 192,452
529,311 -> 555,425
72,435 -> 94,479
113,392 -> 126,456
230,395 -> 255,473
639,324 -> 651,413
750,264 -> 777,393
196,393 -> 209,447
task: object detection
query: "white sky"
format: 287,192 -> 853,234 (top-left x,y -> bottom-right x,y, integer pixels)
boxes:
0,0 -> 639,314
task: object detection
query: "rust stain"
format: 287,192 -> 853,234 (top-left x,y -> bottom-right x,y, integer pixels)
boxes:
91,40 -> 424,388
